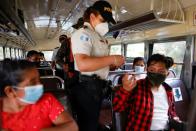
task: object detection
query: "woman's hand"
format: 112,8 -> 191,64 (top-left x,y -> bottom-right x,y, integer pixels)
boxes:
122,74 -> 137,92
112,55 -> 125,67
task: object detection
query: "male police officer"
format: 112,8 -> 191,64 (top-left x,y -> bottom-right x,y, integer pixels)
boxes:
71,1 -> 124,131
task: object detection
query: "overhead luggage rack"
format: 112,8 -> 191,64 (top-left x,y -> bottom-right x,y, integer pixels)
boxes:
0,0 -> 36,47
109,0 -> 185,33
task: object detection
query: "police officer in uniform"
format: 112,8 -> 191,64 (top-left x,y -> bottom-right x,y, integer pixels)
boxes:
71,1 -> 125,131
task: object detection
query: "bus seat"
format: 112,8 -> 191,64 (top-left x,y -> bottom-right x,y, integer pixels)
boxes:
40,76 -> 69,110
113,74 -> 122,86
112,86 -> 127,131
40,76 -> 64,93
124,63 -> 133,70
112,111 -> 127,131
187,87 -> 196,131
99,99 -> 112,130
167,69 -> 177,78
112,73 -> 147,86
164,78 -> 190,121
38,67 -> 54,76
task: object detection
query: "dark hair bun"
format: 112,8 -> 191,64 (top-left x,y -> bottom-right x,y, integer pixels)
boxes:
165,56 -> 174,68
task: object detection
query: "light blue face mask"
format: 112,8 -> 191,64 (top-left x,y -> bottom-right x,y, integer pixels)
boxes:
134,66 -> 145,73
15,84 -> 44,104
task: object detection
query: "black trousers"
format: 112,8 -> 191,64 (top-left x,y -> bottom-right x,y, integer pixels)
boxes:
70,81 -> 103,131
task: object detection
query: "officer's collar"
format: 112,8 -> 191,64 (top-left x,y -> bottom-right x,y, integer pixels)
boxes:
83,22 -> 94,30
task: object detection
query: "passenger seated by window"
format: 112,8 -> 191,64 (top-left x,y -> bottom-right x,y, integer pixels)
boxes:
0,60 -> 78,131
118,57 -> 146,84
132,57 -> 146,80
38,52 -> 46,61
132,57 -> 145,73
113,54 -> 180,131
26,50 -> 41,68
38,52 -> 50,67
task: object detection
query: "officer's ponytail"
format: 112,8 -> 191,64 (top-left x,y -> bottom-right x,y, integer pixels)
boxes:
83,6 -> 99,23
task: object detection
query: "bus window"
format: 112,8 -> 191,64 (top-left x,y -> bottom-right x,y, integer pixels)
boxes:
153,41 -> 186,78
0,47 -> 4,60
126,43 -> 144,58
5,47 -> 11,58
42,50 -> 53,61
19,49 -> 23,59
11,48 -> 15,59
15,48 -> 19,59
109,44 -> 121,55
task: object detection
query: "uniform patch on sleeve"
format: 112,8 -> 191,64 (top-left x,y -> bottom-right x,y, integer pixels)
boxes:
80,34 -> 89,42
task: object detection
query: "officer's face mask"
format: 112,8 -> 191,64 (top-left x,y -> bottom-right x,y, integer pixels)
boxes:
95,22 -> 109,36
134,66 -> 145,73
14,84 -> 44,104
147,72 -> 167,86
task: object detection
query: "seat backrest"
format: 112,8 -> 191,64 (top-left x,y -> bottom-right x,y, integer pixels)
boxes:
124,63 -> 133,70
167,69 -> 177,78
187,88 -> 196,131
38,67 -> 54,76
165,78 -> 190,121
40,76 -> 64,92
112,86 -> 127,131
112,111 -> 127,131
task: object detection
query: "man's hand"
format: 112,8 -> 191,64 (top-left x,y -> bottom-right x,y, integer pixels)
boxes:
122,74 -> 137,92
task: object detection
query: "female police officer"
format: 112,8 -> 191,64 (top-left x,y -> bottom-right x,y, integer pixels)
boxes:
71,1 -> 124,131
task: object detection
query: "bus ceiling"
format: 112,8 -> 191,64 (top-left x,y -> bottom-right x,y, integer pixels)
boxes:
0,0 -> 196,48
0,0 -> 36,47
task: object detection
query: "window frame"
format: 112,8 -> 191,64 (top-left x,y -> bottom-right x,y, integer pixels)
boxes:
125,42 -> 145,60
150,37 -> 187,78
109,44 -> 122,55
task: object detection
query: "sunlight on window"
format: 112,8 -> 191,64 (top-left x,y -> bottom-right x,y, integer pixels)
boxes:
153,41 -> 186,78
0,47 -> 4,60
110,45 -> 121,55
34,16 -> 57,27
11,48 -> 15,59
5,47 -> 10,58
42,51 -> 53,61
126,43 -> 144,58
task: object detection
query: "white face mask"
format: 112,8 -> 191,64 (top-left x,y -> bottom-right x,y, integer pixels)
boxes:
134,66 -> 145,73
95,22 -> 109,36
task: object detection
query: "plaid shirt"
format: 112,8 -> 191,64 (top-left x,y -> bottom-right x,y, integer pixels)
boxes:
113,78 -> 177,131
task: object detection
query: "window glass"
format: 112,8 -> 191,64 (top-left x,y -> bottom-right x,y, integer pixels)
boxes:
15,49 -> 19,59
19,49 -> 23,58
109,45 -> 121,55
5,47 -> 10,58
42,51 -> 53,61
11,48 -> 15,59
153,41 -> 186,78
0,47 -> 4,60
126,43 -> 144,58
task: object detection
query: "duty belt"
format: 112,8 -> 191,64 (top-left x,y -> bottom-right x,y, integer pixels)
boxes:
79,74 -> 102,82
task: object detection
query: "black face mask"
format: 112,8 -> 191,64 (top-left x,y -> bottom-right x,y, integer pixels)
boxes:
147,72 -> 167,86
